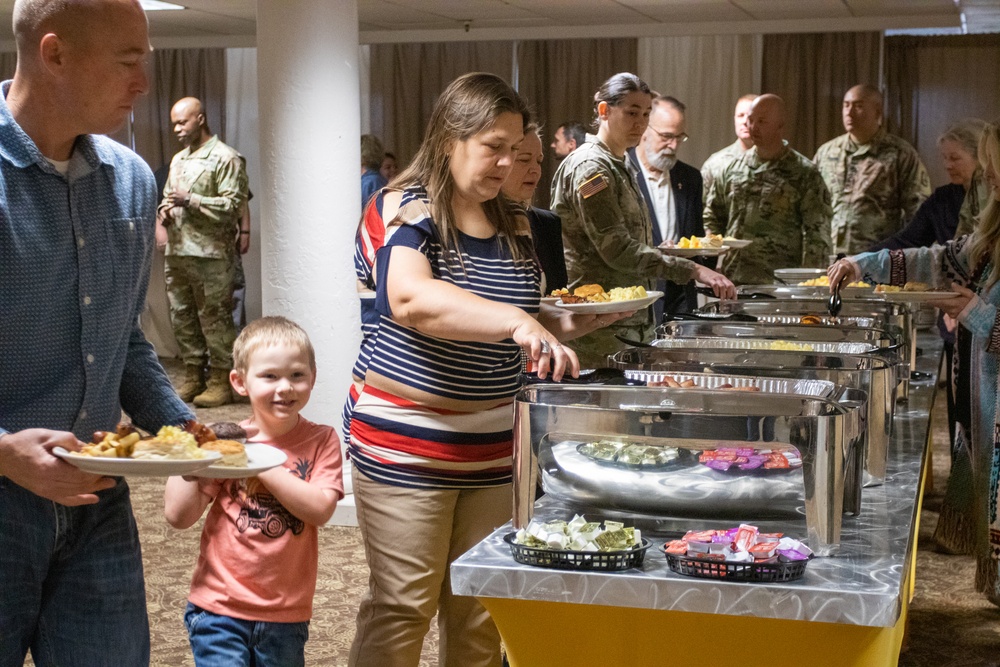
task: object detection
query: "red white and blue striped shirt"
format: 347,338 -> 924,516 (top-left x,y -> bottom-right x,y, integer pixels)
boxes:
344,186 -> 540,489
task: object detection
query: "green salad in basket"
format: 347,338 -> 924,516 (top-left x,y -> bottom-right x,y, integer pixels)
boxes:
514,515 -> 641,552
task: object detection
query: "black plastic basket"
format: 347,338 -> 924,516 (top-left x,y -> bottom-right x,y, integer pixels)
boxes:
503,533 -> 651,571
663,549 -> 810,583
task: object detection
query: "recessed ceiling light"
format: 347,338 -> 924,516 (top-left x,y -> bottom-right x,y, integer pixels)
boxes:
140,0 -> 184,10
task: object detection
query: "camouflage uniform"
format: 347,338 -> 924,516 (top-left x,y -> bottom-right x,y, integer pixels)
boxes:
700,140 -> 745,202
954,170 -> 991,239
704,144 -> 832,286
160,135 -> 248,370
551,134 -> 698,367
814,128 -> 931,255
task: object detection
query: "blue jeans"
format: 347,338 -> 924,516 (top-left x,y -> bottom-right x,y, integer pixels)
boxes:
184,603 -> 309,667
0,477 -> 149,667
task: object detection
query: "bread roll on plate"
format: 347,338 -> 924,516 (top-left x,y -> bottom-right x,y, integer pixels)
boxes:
200,440 -> 248,467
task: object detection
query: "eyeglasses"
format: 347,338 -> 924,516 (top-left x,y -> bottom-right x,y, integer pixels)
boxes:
651,130 -> 688,144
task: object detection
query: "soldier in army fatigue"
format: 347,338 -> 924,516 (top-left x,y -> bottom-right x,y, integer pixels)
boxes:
704,95 -> 832,286
701,93 -> 756,200
551,73 -> 735,368
158,97 -> 248,407
814,84 -> 931,255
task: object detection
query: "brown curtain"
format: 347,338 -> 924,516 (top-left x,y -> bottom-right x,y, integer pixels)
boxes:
0,53 -> 16,81
125,48 -> 227,171
761,32 -> 880,159
368,42 -> 515,170
886,34 -> 1000,186
517,38 -> 638,209
124,48 -> 226,358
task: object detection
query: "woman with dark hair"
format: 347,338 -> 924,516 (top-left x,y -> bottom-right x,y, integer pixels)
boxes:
502,122 -> 568,291
829,122 -> 1000,607
345,72 -> 624,667
551,72 -> 735,367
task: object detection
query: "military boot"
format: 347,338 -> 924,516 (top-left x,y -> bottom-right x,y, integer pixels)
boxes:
193,368 -> 232,408
176,364 -> 206,403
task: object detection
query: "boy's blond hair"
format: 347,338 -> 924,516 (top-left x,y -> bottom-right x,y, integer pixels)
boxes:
232,316 -> 316,376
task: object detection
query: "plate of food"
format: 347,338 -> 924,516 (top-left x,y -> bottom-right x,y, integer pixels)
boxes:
555,288 -> 663,315
54,425 -> 221,477
659,234 -> 730,257
660,246 -> 730,257
191,442 -> 288,479
874,283 -> 958,302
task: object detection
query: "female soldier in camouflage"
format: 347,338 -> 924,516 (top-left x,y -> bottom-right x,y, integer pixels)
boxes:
551,72 -> 735,367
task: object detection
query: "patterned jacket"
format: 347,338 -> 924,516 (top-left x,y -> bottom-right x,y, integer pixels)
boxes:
160,135 -> 249,259
550,135 -> 697,364
700,140 -> 745,202
704,144 -> 832,285
814,128 -> 931,255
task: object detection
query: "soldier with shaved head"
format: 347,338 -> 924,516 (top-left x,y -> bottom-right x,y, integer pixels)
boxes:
704,94 -> 833,285
0,1 -> 197,665
159,95 -> 248,408
814,84 -> 931,254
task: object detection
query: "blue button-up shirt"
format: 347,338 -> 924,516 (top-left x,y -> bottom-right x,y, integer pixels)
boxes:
0,80 -> 193,440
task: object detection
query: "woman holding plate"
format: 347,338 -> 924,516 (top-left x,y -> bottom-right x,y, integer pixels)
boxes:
551,72 -> 735,367
828,121 -> 1000,608
344,72 -> 629,667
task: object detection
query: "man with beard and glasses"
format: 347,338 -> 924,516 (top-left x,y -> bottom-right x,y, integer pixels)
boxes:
627,95 -> 707,319
704,94 -> 832,285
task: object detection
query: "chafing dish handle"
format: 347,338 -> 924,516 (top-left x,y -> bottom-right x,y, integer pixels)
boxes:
663,312 -> 760,323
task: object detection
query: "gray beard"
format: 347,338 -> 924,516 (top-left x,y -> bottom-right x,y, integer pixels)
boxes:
645,146 -> 676,173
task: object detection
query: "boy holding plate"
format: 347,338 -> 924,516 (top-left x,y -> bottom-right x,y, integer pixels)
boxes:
165,316 -> 344,666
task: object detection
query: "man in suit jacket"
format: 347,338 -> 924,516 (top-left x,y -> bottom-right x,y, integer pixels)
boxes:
628,95 -> 707,321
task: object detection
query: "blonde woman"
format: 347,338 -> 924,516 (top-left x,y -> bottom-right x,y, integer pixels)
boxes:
829,121 -> 1000,607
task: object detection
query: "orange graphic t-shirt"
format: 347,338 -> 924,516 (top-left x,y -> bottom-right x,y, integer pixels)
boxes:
187,417 -> 344,623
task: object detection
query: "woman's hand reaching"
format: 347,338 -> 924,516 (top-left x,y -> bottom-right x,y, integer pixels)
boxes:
510,318 -> 580,382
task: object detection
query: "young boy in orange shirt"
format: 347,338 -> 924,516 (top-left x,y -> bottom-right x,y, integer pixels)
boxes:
165,316 -> 344,666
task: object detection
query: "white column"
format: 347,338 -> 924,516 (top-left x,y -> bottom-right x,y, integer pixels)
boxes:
257,0 -> 361,524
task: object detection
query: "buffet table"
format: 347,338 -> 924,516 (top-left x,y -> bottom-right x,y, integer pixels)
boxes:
451,332 -> 942,667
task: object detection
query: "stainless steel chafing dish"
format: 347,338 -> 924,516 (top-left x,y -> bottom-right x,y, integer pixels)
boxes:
698,298 -> 916,399
736,284 -> 884,300
655,320 -> 907,368
512,385 -> 867,556
608,346 -> 895,487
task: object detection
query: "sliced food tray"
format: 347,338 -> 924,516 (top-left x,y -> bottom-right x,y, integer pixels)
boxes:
649,338 -> 877,355
503,532 -> 651,571
621,371 -> 837,398
664,551 -> 810,583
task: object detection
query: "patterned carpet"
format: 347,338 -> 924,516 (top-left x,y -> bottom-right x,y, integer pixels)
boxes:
23,359 -> 1000,665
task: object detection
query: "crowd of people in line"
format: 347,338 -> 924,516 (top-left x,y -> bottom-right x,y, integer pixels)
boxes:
2,0 -> 1000,666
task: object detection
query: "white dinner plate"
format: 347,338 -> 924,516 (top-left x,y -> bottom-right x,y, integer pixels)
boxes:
722,238 -> 752,249
540,296 -> 561,305
190,443 -> 288,479
774,268 -> 826,283
876,290 -> 959,303
554,291 -> 663,315
659,246 -> 730,258
54,447 -> 221,477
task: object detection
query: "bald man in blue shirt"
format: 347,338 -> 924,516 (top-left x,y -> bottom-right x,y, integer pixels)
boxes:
0,1 -> 194,665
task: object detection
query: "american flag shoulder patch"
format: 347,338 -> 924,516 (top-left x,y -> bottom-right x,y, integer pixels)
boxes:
577,173 -> 609,199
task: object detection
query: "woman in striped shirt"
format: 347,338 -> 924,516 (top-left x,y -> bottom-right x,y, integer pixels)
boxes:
345,73 -> 629,667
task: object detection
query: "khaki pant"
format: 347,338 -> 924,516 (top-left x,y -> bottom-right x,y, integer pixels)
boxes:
349,467 -> 509,667
164,254 -> 236,370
